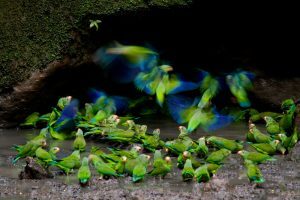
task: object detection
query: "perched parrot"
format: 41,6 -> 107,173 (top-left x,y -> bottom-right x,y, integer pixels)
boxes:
125,154 -> 150,176
249,124 -> 272,143
206,136 -> 243,153
244,160 -> 265,183
142,128 -> 161,152
249,140 -> 279,155
89,154 -> 118,178
115,156 -> 128,175
35,147 -> 58,166
194,137 -> 209,158
149,150 -> 172,178
206,149 -> 231,165
20,112 -> 40,127
181,159 -> 194,181
57,96 -> 72,110
91,147 -> 121,164
55,150 -> 81,174
73,129 -> 86,152
13,139 -> 47,164
194,165 -> 211,183
132,157 -> 150,182
108,145 -> 142,159
263,116 -> 280,136
237,150 -> 276,164
77,157 -> 91,185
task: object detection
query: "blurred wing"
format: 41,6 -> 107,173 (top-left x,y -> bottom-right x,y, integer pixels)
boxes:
166,74 -> 199,95
88,89 -> 107,103
166,95 -> 198,124
56,99 -> 79,125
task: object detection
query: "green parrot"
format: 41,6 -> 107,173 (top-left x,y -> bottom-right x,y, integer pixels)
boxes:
206,136 -> 243,152
89,110 -> 107,125
198,74 -> 220,109
49,146 -> 60,160
263,116 -> 280,135
249,112 -> 281,123
278,127 -> 299,151
194,137 -> 209,158
13,128 -> 48,153
206,163 -> 221,176
249,140 -> 279,155
91,147 -> 121,164
20,112 -> 40,127
106,44 -> 158,65
13,139 -> 47,164
89,154 -> 118,178
149,150 -> 172,178
104,128 -> 135,143
177,151 -> 201,169
206,149 -> 231,165
132,155 -> 151,183
115,156 -> 128,175
57,96 -> 72,110
249,124 -> 272,143
164,140 -> 188,156
77,157 -> 91,185
238,150 -> 276,164
244,160 -> 265,183
73,129 -> 86,152
108,145 -> 142,159
55,150 -> 81,174
35,147 -> 59,166
194,165 -> 211,183
181,159 -> 194,181
279,104 -> 296,135
142,128 -> 161,152
125,154 -> 150,176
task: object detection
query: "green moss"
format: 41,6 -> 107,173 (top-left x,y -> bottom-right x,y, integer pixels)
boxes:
0,0 -> 191,93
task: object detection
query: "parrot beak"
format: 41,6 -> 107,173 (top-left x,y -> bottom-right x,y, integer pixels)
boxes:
183,151 -> 189,158
121,156 -> 127,162
237,150 -> 242,155
164,148 -> 169,153
146,155 -> 151,160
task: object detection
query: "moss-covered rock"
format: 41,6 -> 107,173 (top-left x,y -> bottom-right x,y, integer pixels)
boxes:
0,0 -> 192,94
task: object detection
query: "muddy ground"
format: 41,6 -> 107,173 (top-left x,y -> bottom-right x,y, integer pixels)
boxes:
0,127 -> 299,200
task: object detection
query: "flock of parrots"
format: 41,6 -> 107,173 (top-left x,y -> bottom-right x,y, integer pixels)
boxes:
13,96 -> 299,185
11,44 -> 299,186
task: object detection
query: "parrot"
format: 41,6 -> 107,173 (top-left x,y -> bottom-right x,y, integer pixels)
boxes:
132,156 -> 151,183
77,157 -> 91,185
142,128 -> 162,152
115,156 -> 128,175
206,136 -> 243,152
206,149 -> 231,164
12,128 -> 48,153
35,147 -> 59,166
226,70 -> 254,108
194,164 -> 211,183
249,140 -> 279,155
73,129 -> 86,152
55,150 -> 81,174
89,154 -> 118,178
197,73 -> 220,109
125,154 -> 150,176
279,104 -> 296,135
194,137 -> 209,158
108,145 -> 142,159
249,124 -> 272,143
237,150 -> 276,164
90,147 -> 121,164
244,160 -> 265,183
134,65 -> 199,107
278,127 -> 299,152
181,159 -> 194,181
177,151 -> 201,169
12,139 -> 47,164
49,146 -> 60,160
149,150 -> 172,178
57,96 -> 72,110
263,116 -> 280,136
20,112 -> 40,127
249,112 -> 282,123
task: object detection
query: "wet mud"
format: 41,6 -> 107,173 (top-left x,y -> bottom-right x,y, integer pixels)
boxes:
0,122 -> 300,200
